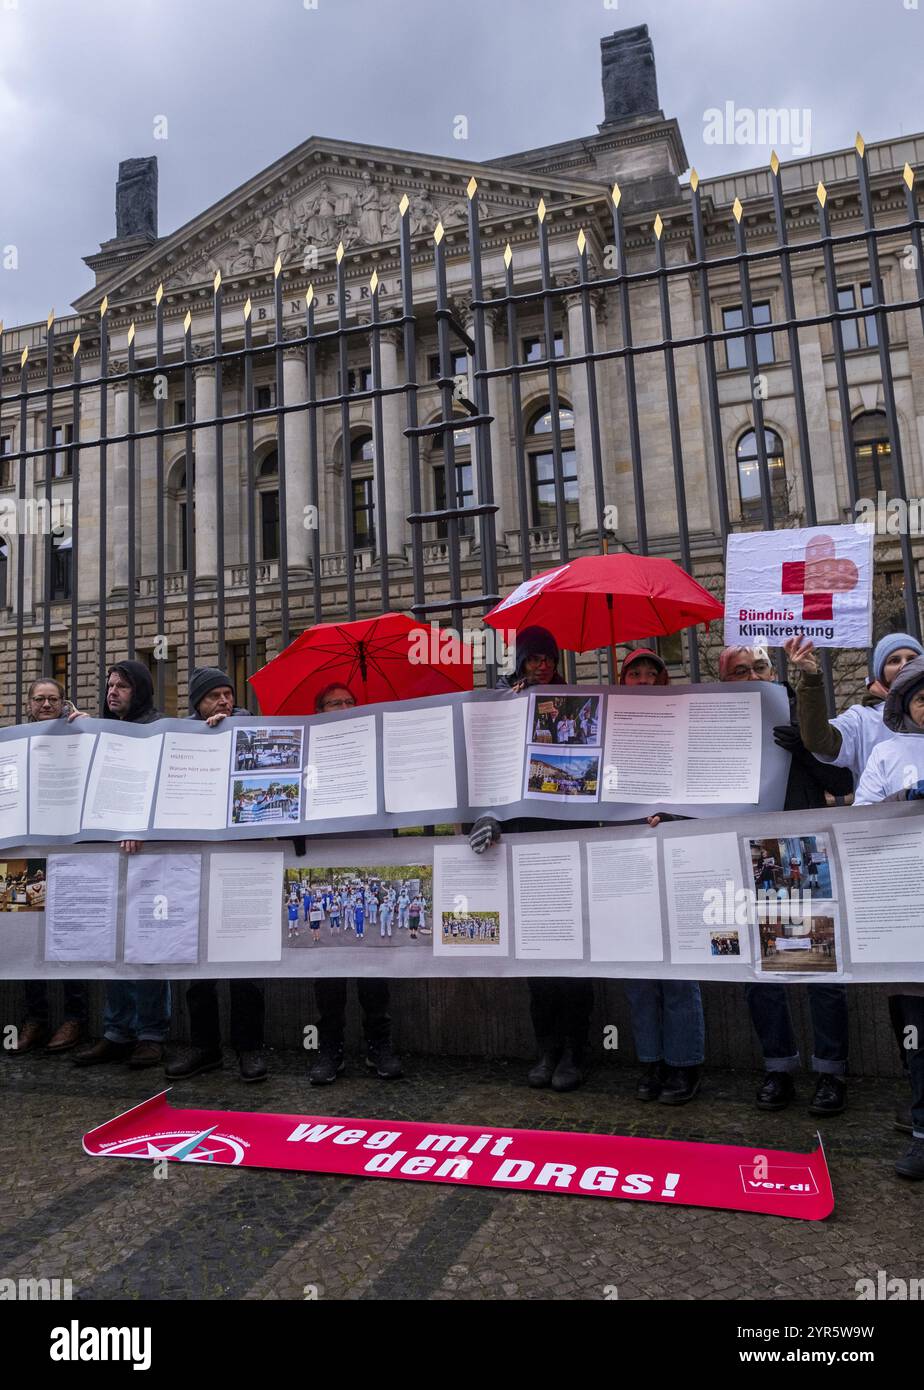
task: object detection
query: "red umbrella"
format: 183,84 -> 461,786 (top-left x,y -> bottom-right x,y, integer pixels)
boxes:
249,613 -> 474,715
483,554 -> 723,653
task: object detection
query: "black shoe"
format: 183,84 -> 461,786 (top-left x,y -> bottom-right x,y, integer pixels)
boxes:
659,1065 -> 702,1105
238,1050 -> 268,1083
164,1046 -> 223,1080
809,1075 -> 846,1116
308,1045 -> 344,1085
550,1045 -> 585,1093
365,1040 -> 403,1079
527,1045 -> 562,1089
894,1104 -> 914,1135
894,1137 -> 924,1180
756,1072 -> 796,1112
636,1061 -> 664,1102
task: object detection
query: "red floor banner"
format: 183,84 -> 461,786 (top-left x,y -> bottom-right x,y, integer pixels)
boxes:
83,1091 -> 834,1220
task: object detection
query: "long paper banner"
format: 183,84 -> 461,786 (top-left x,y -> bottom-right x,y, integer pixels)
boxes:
0,682 -> 791,851
82,1091 -> 834,1220
3,801 -> 923,982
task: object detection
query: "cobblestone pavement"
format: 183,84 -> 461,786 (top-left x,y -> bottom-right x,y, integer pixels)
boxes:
0,1050 -> 918,1301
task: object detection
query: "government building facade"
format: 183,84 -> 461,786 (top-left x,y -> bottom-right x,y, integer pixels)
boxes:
2,25 -> 923,717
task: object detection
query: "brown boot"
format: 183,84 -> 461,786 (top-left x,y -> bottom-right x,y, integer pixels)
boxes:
45,1019 -> 84,1054
10,1019 -> 49,1056
72,1038 -> 132,1067
128,1041 -> 164,1069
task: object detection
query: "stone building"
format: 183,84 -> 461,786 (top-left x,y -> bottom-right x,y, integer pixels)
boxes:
2,24 -> 923,717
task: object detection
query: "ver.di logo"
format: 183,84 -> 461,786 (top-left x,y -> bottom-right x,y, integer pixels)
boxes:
96,1127 -> 248,1164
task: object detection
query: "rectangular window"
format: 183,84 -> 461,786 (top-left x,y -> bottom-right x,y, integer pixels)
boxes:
722,302 -> 774,370
337,367 -> 374,395
861,283 -> 879,348
36,424 -> 75,481
51,650 -> 69,694
428,351 -> 468,380
255,384 -> 276,411
226,641 -> 265,715
260,489 -> 280,561
837,286 -> 860,352
434,461 -> 475,537
174,399 -> 186,426
529,449 -> 579,529
522,333 -> 564,364
50,540 -> 72,600
352,476 -> 375,549
0,434 -> 12,489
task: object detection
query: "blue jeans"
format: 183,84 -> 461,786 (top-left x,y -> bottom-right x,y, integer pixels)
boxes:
744,983 -> 848,1075
103,981 -> 171,1043
624,980 -> 705,1067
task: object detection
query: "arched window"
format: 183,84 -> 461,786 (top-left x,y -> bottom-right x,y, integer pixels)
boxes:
736,429 -> 788,522
257,450 -> 279,561
350,433 -> 375,549
432,414 -> 474,537
852,411 -> 891,497
526,403 -> 577,529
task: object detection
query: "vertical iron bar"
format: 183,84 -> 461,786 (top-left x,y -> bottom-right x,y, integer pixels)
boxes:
689,174 -> 730,537
368,276 -> 390,607
273,262 -> 291,649
69,337 -> 81,702
243,302 -> 258,706
609,186 -> 648,554
213,274 -> 227,672
504,248 -> 531,578
433,227 -> 464,636
15,351 -> 28,718
654,220 -> 700,682
97,303 -> 109,710
335,246 -> 356,619
536,204 -> 569,564
816,193 -> 861,508
42,314 -> 54,668
577,236 -> 607,547
183,318 -> 195,681
306,288 -> 322,625
903,165 -> 924,336
855,142 -> 920,639
732,208 -> 775,531
399,199 -> 425,615
126,326 -> 136,657
153,287 -> 166,714
466,180 -> 500,631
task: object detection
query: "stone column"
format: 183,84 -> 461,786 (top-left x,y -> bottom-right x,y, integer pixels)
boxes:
562,283 -> 601,537
110,363 -> 131,593
377,319 -> 408,560
193,353 -> 218,585
282,329 -> 311,574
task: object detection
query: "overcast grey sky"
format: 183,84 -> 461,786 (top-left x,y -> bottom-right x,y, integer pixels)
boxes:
1,0 -> 921,326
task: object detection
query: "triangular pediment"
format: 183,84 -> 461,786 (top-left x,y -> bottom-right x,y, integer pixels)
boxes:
73,135 -> 603,313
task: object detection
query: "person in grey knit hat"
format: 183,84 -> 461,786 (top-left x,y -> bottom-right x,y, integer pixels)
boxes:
165,666 -> 268,1084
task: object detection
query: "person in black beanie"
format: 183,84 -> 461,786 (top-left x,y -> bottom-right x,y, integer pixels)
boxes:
470,626 -> 594,1093
164,666 -> 268,1083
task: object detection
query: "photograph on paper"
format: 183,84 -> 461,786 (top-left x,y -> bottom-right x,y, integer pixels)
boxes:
229,775 -> 301,825
529,694 -> 601,746
0,858 -> 47,912
525,749 -> 600,801
757,910 -> 839,974
283,864 -> 431,948
231,725 -> 303,773
748,834 -> 833,898
709,930 -> 741,957
440,909 -> 501,947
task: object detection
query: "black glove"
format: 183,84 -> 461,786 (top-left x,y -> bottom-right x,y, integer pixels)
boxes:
773,723 -> 804,757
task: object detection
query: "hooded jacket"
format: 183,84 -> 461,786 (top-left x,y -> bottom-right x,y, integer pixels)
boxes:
103,660 -> 162,725
619,647 -> 669,686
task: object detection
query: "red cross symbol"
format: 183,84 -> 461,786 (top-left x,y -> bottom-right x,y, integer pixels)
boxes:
780,535 -> 859,621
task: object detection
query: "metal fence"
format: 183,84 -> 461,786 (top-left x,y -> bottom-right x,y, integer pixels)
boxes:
2,139 -> 924,717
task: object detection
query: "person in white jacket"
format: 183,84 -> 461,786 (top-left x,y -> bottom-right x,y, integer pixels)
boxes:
852,653 -> 924,1180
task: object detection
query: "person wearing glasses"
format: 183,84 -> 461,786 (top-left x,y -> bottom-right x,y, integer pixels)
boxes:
9,679 -> 89,1055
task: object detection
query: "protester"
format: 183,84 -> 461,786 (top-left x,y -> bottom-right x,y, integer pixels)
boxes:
73,661 -> 171,1070
470,626 -> 594,1093
719,644 -> 854,1114
618,648 -> 705,1105
308,682 -> 402,1085
619,648 -> 669,687
851,654 -> 924,1179
164,667 -> 268,1083
9,679 -> 89,1055
785,631 -> 923,780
